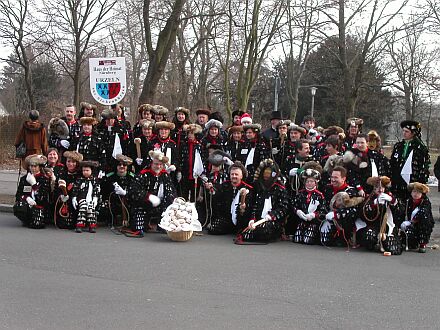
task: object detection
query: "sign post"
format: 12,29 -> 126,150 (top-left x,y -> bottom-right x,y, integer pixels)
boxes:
89,57 -> 127,105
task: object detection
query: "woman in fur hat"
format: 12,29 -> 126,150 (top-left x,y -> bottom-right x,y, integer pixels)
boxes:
78,102 -> 98,119
14,154 -> 50,229
70,117 -> 106,176
150,121 -> 178,174
225,125 -> 244,162
236,159 -> 289,243
53,151 -> 83,229
292,163 -> 327,245
71,160 -> 101,233
47,117 -> 70,155
357,176 -> 402,254
200,119 -> 226,165
152,105 -> 169,122
390,120 -> 430,200
131,119 -> 154,172
178,124 -> 204,201
240,123 -> 270,183
400,183 -> 434,253
133,103 -> 155,138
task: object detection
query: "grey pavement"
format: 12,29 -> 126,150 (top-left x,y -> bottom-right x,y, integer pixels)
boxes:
1,213 -> 440,330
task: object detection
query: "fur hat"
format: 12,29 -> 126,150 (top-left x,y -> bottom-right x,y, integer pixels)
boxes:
254,158 -> 280,182
115,154 -> 133,166
229,161 -> 248,178
324,154 -> 344,174
196,108 -> 211,116
330,191 -> 364,210
148,150 -> 169,164
79,116 -> 98,126
29,110 -> 39,121
208,150 -> 232,166
367,130 -> 381,151
205,119 -> 223,130
347,117 -> 364,127
155,121 -> 175,130
228,125 -> 244,135
101,109 -> 117,120
243,123 -> 262,132
153,105 -> 169,116
276,120 -> 291,129
240,113 -> 252,125
323,125 -> 345,139
48,117 -> 69,139
138,103 -> 155,114
24,154 -> 47,168
400,120 -> 421,136
206,143 -> 223,151
408,182 -> 429,194
300,161 -> 323,182
80,102 -> 97,111
63,151 -> 83,163
288,123 -> 307,135
184,123 -> 202,135
366,176 -> 391,188
175,106 -> 190,116
140,119 -> 154,129
79,160 -> 99,168
343,150 -> 368,169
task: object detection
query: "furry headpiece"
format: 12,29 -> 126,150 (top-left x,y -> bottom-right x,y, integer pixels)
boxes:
243,123 -> 262,132
330,191 -> 364,210
115,154 -> 133,166
347,117 -> 364,127
148,150 -> 169,164
79,160 -> 99,168
323,125 -> 345,139
48,117 -> 69,139
408,182 -> 429,194
79,116 -> 98,126
63,151 -> 83,163
400,120 -> 421,136
254,158 -> 280,183
155,121 -> 175,130
276,120 -> 291,129
366,176 -> 391,188
140,119 -> 154,129
184,123 -> 202,135
300,161 -> 323,182
323,154 -> 344,174
153,105 -> 169,116
205,119 -> 223,130
24,154 -> 47,168
80,102 -> 97,111
175,107 -> 190,116
196,108 -> 211,116
138,103 -> 155,114
208,150 -> 232,166
367,130 -> 381,151
288,123 -> 306,135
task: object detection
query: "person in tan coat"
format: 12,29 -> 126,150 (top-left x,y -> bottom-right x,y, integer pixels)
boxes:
15,110 -> 48,159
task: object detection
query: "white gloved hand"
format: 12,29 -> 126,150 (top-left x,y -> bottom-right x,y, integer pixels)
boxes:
223,156 -> 234,166
305,213 -> 316,221
72,197 -> 78,210
26,196 -> 36,207
26,173 -> 37,186
135,158 -> 143,166
296,209 -> 307,220
325,212 -> 335,221
60,140 -> 70,149
378,193 -> 392,204
264,214 -> 272,221
289,168 -> 298,177
166,165 -> 176,173
358,189 -> 365,197
114,184 -> 127,196
321,221 -> 332,234
271,148 -> 279,155
308,128 -> 317,136
98,170 -> 105,179
92,197 -> 98,208
148,194 -> 161,207
176,172 -> 182,182
60,195 -> 69,202
400,220 -> 411,230
248,220 -> 256,229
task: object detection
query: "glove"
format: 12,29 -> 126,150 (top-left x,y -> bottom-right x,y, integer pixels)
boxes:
378,193 -> 392,204
305,213 -> 315,221
176,172 -> 182,182
60,195 -> 69,202
325,212 -> 335,221
264,214 -> 272,221
26,173 -> 37,186
135,158 -> 143,166
308,128 -> 317,136
72,197 -> 78,210
296,209 -> 307,220
166,165 -> 176,173
60,140 -> 70,149
400,220 -> 411,230
289,168 -> 298,177
223,156 -> 234,166
98,170 -> 105,179
26,196 -> 36,207
248,220 -> 256,229
271,148 -> 279,155
114,184 -> 127,196
148,194 -> 161,207
92,197 -> 98,208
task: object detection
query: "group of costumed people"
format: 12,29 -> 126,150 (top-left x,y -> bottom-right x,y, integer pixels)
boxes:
14,101 -> 435,254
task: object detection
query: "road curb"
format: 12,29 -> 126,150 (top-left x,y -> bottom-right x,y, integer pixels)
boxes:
0,204 -> 13,213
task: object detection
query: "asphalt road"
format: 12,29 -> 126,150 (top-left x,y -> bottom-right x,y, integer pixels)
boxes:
1,213 -> 440,330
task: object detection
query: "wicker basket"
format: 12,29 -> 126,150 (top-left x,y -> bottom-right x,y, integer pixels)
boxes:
166,230 -> 193,242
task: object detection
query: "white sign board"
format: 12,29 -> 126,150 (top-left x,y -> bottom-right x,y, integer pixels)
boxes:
89,57 -> 127,105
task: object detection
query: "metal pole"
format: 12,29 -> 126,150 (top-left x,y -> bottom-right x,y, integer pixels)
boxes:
310,87 -> 317,117
274,75 -> 280,112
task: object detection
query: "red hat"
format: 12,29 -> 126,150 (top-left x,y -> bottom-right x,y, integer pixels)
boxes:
240,113 -> 252,125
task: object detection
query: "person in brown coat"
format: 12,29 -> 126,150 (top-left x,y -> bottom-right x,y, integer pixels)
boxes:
15,110 -> 48,159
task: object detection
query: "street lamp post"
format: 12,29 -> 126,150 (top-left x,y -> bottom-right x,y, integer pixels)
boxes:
310,87 -> 317,117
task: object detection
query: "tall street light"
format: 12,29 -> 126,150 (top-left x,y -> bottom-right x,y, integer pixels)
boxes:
310,86 -> 317,117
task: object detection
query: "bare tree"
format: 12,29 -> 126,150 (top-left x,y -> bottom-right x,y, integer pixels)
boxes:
43,0 -> 117,108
